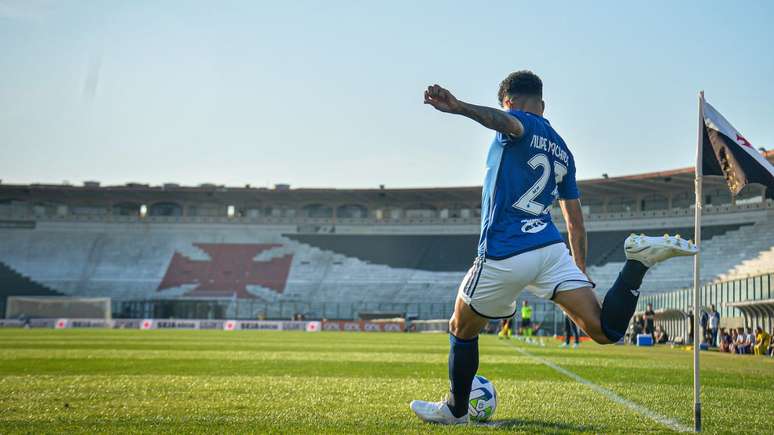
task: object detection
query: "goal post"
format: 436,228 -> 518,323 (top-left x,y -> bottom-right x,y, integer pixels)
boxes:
5,296 -> 112,321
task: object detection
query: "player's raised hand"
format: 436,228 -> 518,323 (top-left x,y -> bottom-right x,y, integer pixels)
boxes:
424,84 -> 461,114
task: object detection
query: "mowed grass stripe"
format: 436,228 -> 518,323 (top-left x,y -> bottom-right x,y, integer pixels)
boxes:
502,338 -> 774,434
0,330 -> 772,434
0,375 -> 662,434
504,340 -> 692,432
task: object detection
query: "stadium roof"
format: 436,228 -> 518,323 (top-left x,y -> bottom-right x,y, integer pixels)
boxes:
580,149 -> 774,199
1,150 -> 772,205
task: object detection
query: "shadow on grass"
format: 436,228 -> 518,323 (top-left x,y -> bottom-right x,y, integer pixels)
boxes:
481,418 -> 598,433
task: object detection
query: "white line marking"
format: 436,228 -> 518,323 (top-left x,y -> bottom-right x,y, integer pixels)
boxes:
504,341 -> 692,433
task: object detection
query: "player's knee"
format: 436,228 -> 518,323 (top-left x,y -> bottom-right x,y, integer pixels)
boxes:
582,319 -> 613,344
588,327 -> 613,344
448,316 -> 478,340
589,331 -> 613,345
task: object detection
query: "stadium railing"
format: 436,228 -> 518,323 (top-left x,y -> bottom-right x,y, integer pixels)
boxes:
1,200 -> 771,227
637,272 -> 774,340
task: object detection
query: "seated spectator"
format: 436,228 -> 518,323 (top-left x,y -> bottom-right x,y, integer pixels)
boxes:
729,329 -> 739,354
747,328 -> 757,352
740,328 -> 755,355
754,326 -> 770,356
735,328 -> 750,354
629,315 -> 644,345
654,325 -> 669,344
718,329 -> 732,353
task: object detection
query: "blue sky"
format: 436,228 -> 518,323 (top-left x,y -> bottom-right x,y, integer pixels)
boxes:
1,0 -> 773,188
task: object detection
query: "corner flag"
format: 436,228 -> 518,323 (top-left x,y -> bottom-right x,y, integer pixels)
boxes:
701,99 -> 774,193
692,94 -> 773,433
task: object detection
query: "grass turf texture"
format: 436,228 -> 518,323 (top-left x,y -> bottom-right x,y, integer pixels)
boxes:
0,330 -> 772,434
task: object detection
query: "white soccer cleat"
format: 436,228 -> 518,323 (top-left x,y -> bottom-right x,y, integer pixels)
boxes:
624,233 -> 698,267
410,400 -> 468,425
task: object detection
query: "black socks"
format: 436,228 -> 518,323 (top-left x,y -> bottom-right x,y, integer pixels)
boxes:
600,260 -> 649,342
446,334 -> 479,418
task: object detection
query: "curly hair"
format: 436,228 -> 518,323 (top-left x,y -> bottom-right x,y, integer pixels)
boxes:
497,70 -> 542,105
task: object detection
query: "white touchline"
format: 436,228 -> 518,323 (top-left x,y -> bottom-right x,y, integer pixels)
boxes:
504,341 -> 692,433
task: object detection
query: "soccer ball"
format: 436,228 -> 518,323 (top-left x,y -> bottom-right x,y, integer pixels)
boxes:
468,375 -> 496,422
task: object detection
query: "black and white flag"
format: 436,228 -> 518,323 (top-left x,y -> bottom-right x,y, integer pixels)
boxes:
701,99 -> 774,194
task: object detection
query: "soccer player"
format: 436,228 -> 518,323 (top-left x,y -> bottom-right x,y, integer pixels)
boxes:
520,300 -> 532,337
563,313 -> 580,349
410,71 -> 698,424
496,315 -> 512,339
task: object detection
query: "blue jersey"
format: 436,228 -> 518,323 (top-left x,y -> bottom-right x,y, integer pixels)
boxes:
478,110 -> 579,259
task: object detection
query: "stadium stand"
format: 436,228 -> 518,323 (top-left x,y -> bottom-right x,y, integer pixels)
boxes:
0,261 -> 62,317
589,220 -> 772,293
0,152 -> 772,324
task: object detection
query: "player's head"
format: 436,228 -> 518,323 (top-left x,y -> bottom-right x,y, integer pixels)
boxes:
522,300 -> 528,307
498,70 -> 544,114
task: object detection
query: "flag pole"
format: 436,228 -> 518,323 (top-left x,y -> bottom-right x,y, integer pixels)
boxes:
692,90 -> 704,432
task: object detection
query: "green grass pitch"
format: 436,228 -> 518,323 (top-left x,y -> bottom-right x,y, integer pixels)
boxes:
0,329 -> 772,434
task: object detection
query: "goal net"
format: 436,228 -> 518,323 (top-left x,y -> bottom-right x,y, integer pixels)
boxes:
5,296 -> 111,320
411,319 -> 448,333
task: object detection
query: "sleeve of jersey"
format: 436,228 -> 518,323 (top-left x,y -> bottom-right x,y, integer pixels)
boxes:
495,110 -> 532,145
558,156 -> 581,200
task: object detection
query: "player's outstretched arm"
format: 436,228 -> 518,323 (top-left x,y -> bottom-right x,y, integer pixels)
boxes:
559,199 -> 588,274
424,84 -> 524,137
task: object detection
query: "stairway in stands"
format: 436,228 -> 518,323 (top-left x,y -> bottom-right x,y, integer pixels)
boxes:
0,260 -> 62,315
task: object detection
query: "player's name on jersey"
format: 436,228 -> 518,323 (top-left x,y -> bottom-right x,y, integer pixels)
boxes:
528,134 -> 569,165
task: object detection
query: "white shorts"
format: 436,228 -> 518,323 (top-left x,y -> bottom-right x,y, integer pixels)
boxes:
457,242 -> 594,319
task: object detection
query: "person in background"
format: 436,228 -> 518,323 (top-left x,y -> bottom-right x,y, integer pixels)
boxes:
630,315 -> 644,344
497,314 -> 514,339
729,329 -> 739,354
735,328 -> 749,354
738,328 -> 754,354
753,326 -> 770,356
768,331 -> 774,357
718,328 -> 731,353
747,328 -> 756,354
708,304 -> 720,347
520,300 -> 533,337
562,314 -> 580,348
654,325 -> 669,344
643,303 -> 656,340
700,310 -> 709,345
687,309 -> 694,343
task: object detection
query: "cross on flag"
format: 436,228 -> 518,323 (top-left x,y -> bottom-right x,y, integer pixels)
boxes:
701,99 -> 774,195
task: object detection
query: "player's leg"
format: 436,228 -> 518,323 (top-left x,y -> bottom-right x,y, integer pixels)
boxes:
446,296 -> 489,416
552,287 -> 611,343
409,295 -> 488,424
553,234 -> 697,344
411,256 -> 527,424
498,318 -> 508,338
572,319 -> 580,346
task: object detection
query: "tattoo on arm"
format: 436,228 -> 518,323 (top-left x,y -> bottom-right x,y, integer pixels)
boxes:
457,102 -> 524,137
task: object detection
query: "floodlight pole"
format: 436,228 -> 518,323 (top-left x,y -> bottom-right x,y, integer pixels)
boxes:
692,91 -> 704,432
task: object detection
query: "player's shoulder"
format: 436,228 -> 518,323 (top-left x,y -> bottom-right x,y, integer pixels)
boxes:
505,109 -> 539,126
495,110 -> 539,144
